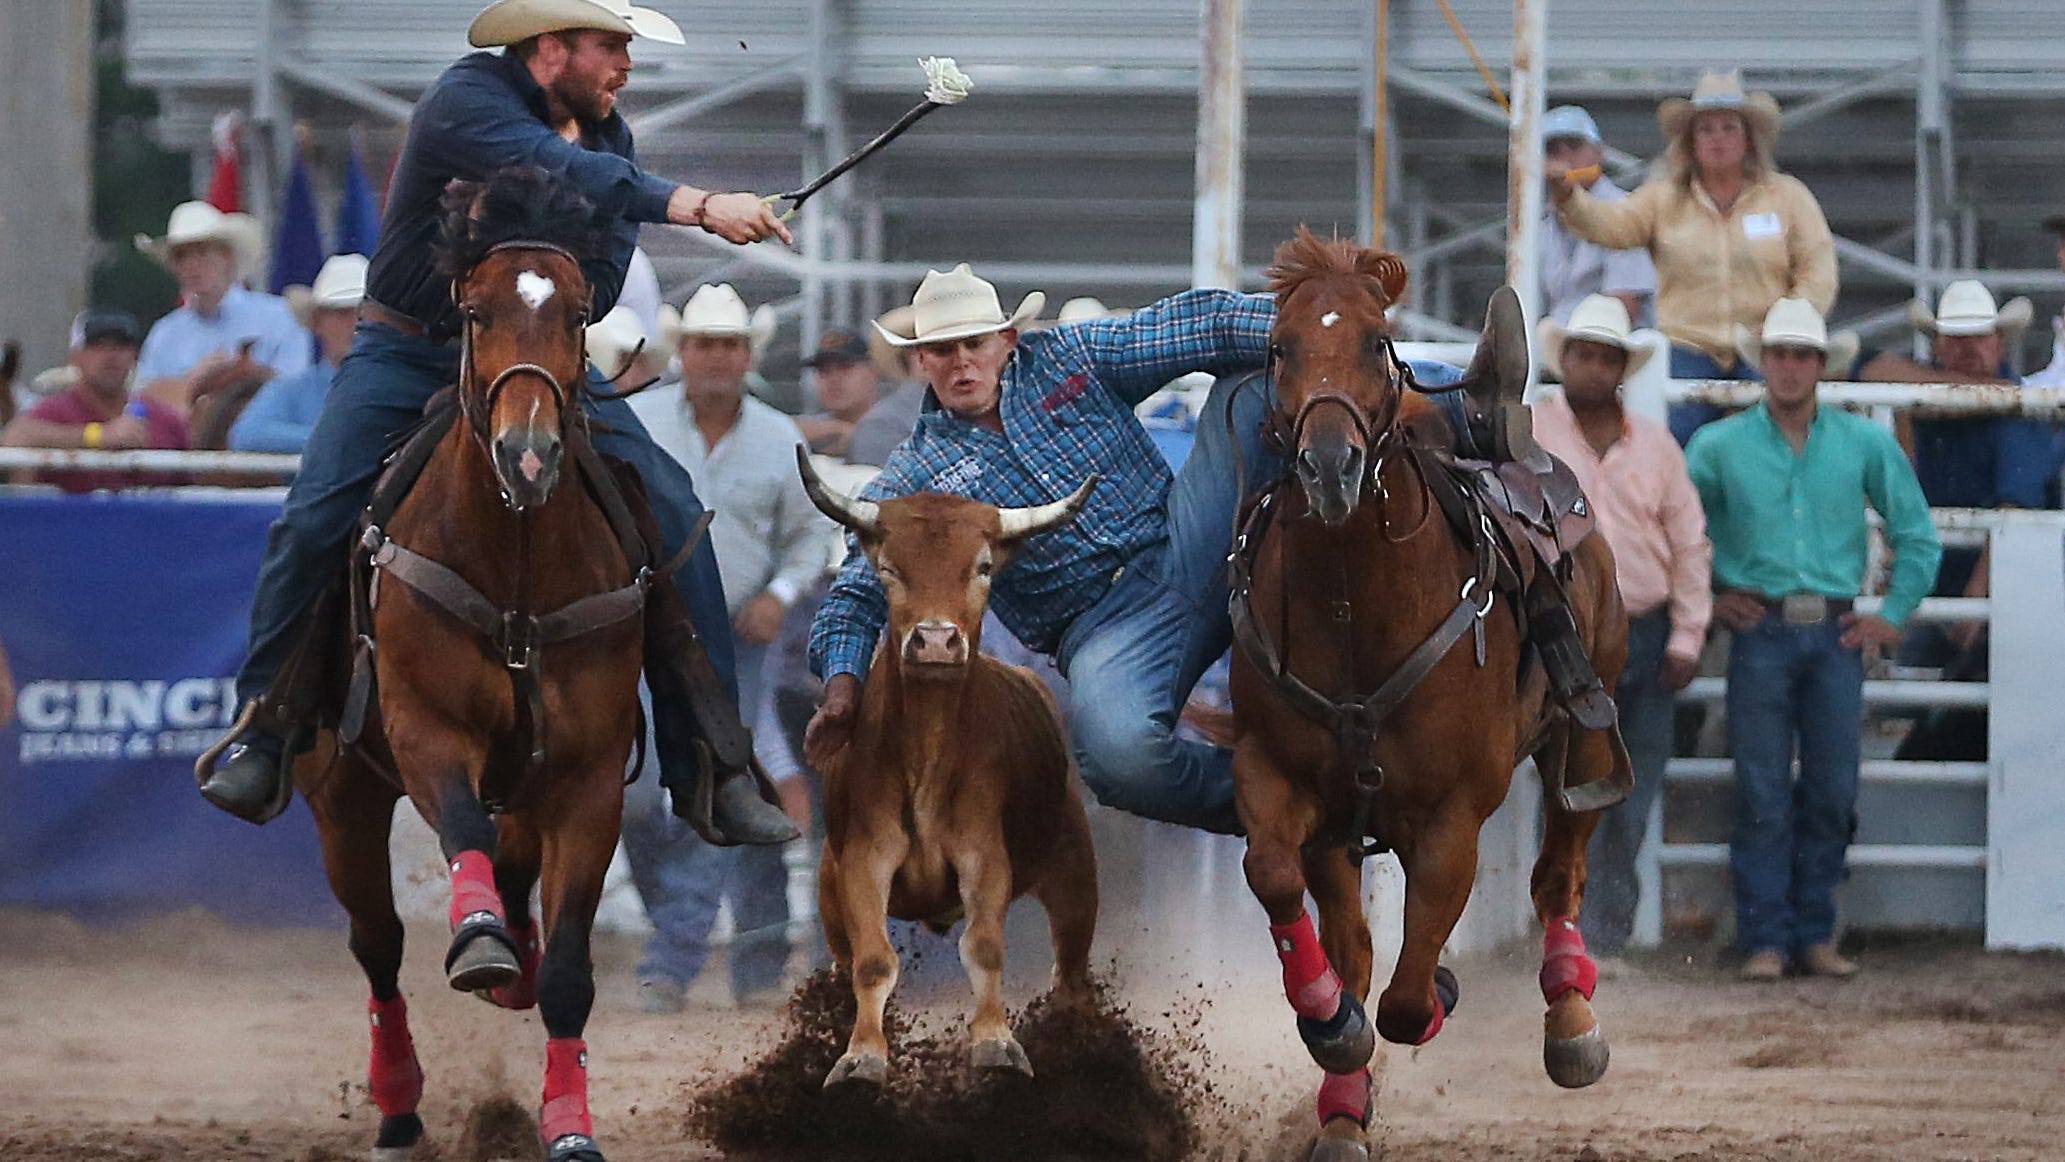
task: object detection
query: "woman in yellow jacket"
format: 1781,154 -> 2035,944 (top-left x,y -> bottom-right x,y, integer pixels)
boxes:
1550,70 -> 1837,443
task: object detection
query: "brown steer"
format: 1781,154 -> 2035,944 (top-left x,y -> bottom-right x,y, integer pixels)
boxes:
797,448 -> 1100,1088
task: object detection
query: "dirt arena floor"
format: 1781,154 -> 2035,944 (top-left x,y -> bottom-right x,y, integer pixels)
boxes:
1,908 -> 2061,1161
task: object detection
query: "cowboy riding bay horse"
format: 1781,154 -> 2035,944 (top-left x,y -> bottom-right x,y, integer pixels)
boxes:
1229,231 -> 1631,1162
282,169 -> 659,1162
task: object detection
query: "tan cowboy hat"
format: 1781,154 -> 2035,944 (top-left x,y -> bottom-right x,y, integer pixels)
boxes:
134,201 -> 266,280
1735,297 -> 1859,374
662,283 -> 776,349
1658,70 -> 1780,156
1908,279 -> 2034,340
876,264 -> 1045,348
1537,294 -> 1655,380
468,0 -> 684,47
283,253 -> 369,326
585,304 -> 650,379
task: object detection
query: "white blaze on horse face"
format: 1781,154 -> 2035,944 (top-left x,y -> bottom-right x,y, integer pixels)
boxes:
515,270 -> 555,310
1321,312 -> 1341,328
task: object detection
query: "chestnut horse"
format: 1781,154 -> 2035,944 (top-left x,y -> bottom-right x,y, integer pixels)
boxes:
1229,232 -> 1628,1162
295,170 -> 645,1162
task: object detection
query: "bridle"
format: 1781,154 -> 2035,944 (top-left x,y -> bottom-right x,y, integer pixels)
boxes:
453,241 -> 591,454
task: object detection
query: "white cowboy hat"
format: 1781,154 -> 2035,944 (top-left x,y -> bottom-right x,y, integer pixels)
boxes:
1057,296 -> 1131,324
1537,294 -> 1655,379
1735,297 -> 1860,374
1907,279 -> 2034,340
134,201 -> 266,280
283,253 -> 369,325
468,0 -> 684,47
585,304 -> 650,379
1658,70 -> 1780,157
662,284 -> 777,349
876,264 -> 1045,348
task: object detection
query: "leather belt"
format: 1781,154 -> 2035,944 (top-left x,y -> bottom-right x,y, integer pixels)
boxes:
359,299 -> 431,339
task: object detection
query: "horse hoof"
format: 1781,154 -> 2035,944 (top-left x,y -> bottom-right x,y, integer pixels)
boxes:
824,1052 -> 889,1089
971,1036 -> 1035,1077
445,933 -> 521,993
1544,1025 -> 1610,1089
370,1112 -> 424,1160
1434,964 -> 1460,1016
546,1132 -> 607,1162
1309,1135 -> 1371,1162
1298,993 -> 1376,1074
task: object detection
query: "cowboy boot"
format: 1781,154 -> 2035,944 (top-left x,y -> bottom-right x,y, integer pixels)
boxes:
196,702 -> 302,825
1451,286 -> 1537,463
644,581 -> 799,847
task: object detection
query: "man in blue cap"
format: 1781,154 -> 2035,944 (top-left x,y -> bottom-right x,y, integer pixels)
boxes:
1540,105 -> 1657,330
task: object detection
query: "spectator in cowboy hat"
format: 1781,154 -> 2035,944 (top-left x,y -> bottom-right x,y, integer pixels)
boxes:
1687,297 -> 1939,982
1532,294 -> 1710,966
1,308 -> 190,492
2018,215 -> 2065,391
1537,105 -> 1657,329
227,254 -> 368,454
133,201 -> 311,415
1549,70 -> 1837,446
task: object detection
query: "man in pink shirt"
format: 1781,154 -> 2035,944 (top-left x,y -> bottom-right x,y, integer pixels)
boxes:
1534,294 -> 1713,962
0,309 -> 188,492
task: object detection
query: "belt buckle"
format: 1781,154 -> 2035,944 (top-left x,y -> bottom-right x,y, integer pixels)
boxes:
1780,593 -> 1829,626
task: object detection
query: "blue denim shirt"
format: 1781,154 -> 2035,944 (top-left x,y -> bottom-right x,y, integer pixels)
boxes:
809,289 -> 1275,681
366,50 -> 677,336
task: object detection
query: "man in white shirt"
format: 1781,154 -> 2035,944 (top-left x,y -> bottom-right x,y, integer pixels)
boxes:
624,283 -> 832,1011
1539,106 -> 1658,329
132,202 -> 310,413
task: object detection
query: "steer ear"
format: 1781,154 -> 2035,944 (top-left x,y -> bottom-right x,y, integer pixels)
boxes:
997,474 -> 1100,545
795,446 -> 882,537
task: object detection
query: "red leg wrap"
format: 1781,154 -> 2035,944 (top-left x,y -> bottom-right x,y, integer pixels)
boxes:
367,996 -> 424,1117
1315,1067 -> 1373,1126
1270,910 -> 1343,1022
540,1038 -> 593,1146
489,922 -> 542,1010
1539,917 -> 1598,1004
448,850 -> 503,931
1412,997 -> 1446,1045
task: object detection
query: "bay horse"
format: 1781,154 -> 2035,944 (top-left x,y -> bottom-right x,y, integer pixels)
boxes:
294,169 -> 648,1162
1229,231 -> 1629,1162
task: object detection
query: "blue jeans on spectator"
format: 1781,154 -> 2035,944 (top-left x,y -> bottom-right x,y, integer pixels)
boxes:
1580,609 -> 1674,954
1666,346 -> 1757,448
1057,363 -> 1465,836
1725,614 -> 1864,958
235,322 -> 737,709
621,647 -> 791,998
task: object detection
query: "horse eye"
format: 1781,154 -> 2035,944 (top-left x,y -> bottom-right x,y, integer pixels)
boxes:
1269,342 -> 1288,362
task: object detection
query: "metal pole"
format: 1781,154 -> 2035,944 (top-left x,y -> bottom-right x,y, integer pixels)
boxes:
1192,0 -> 1246,290
799,0 -> 839,401
249,0 -> 279,234
1371,0 -> 1390,248
1914,0 -> 1944,358
1507,0 -> 1547,395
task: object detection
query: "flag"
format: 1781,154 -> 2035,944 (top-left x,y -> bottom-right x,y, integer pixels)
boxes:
269,143 -> 325,294
333,130 -> 383,257
205,111 -> 243,212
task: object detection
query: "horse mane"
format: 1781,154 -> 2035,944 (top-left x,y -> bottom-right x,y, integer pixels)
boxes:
1265,226 -> 1410,310
436,166 -> 614,277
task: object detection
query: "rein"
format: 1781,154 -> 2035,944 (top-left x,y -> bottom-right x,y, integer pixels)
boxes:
1227,336 -> 1498,862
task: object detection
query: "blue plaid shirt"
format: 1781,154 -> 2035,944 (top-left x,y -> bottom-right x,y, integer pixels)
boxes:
809,288 -> 1275,681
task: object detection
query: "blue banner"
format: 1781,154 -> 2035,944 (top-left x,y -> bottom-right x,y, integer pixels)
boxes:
0,493 -> 340,926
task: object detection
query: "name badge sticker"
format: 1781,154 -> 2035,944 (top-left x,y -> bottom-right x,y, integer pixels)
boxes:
1742,212 -> 1783,240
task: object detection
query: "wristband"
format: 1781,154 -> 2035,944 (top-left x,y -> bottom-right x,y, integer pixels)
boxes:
691,190 -> 716,227
83,422 -> 103,449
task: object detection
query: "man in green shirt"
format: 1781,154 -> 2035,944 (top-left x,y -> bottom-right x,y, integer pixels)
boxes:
1688,298 -> 1941,983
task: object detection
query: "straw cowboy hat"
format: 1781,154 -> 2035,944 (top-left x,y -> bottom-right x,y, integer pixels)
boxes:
867,306 -> 916,380
284,254 -> 369,325
585,304 -> 651,379
1735,297 -> 1860,374
1537,294 -> 1655,380
661,284 -> 777,350
1658,70 -> 1780,157
134,201 -> 266,280
875,264 -> 1045,347
1907,279 -> 2034,341
1057,296 -> 1132,324
468,0 -> 684,47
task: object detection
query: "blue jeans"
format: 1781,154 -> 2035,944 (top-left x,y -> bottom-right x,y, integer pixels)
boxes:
1725,615 -> 1864,956
1580,609 -> 1675,953
1057,363 -> 1466,835
1665,346 -> 1757,448
235,321 -> 737,708
621,659 -> 791,996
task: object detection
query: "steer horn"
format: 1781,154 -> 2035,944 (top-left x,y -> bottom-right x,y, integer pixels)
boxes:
795,445 -> 882,536
997,475 -> 1101,541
